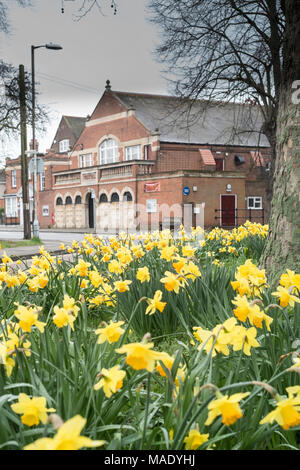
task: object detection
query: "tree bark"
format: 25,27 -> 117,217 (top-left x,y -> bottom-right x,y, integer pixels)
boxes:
19,64 -> 31,240
260,0 -> 300,284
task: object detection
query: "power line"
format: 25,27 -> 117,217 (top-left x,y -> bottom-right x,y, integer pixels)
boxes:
36,72 -> 100,94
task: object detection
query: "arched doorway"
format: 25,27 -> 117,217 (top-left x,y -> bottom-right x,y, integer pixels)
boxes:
86,192 -> 94,228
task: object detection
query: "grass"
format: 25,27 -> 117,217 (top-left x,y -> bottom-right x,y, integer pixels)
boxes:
0,236 -> 42,249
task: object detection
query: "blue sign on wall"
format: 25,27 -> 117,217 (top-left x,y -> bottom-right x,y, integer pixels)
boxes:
183,186 -> 190,196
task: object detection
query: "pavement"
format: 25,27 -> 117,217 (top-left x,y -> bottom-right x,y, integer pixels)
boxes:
0,229 -> 91,261
0,226 -> 119,261
0,240 -> 66,261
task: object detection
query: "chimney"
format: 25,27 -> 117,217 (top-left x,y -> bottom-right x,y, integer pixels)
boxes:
29,139 -> 39,151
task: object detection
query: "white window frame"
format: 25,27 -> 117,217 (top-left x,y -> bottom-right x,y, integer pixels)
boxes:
59,139 -> 70,153
247,196 -> 263,210
125,145 -> 142,161
5,196 -> 18,217
99,139 -> 119,165
40,171 -> 45,191
11,170 -> 16,188
144,144 -> 151,160
79,153 -> 93,168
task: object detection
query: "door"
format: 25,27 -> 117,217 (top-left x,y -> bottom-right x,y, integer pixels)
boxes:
87,193 -> 94,228
183,203 -> 196,229
221,195 -> 236,226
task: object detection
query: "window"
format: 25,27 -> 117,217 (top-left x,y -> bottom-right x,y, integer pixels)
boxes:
56,197 -> 63,206
123,191 -> 133,202
99,193 -> 108,203
144,144 -> 151,160
79,153 -> 93,168
5,196 -> 17,217
65,196 -> 72,205
99,139 -> 119,165
111,192 -> 119,202
125,145 -> 142,161
40,171 -> 45,191
247,196 -> 262,210
11,170 -> 16,188
215,159 -> 224,171
59,139 -> 70,153
235,155 -> 246,165
75,195 -> 82,204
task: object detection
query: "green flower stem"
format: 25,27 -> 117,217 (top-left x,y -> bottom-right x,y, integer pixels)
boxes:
141,372 -> 151,450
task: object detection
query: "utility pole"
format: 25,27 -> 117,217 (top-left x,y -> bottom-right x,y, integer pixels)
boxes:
19,64 -> 31,239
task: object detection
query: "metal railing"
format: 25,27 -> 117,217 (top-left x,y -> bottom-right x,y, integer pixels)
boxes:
4,216 -> 19,225
214,208 -> 265,227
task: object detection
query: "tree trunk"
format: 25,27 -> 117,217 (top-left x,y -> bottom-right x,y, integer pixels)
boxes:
260,0 -> 300,284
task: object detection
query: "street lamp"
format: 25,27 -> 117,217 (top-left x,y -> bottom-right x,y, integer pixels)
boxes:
31,42 -> 63,238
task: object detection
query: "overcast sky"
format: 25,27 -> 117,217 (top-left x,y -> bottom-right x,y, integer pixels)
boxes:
0,0 -> 169,160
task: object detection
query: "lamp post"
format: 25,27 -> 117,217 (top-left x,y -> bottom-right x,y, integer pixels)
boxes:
31,42 -> 62,237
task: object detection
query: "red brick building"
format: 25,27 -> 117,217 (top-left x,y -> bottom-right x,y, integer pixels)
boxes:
4,115 -> 86,227
5,83 -> 271,231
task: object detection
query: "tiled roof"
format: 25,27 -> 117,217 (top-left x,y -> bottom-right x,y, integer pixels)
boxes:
63,116 -> 86,140
113,91 -> 270,148
250,151 -> 270,167
199,149 -> 216,166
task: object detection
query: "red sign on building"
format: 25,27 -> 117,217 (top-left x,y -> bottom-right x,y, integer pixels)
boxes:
144,182 -> 160,192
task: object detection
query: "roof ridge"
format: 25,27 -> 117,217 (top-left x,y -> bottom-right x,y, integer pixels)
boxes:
112,90 -> 257,108
63,115 -> 86,120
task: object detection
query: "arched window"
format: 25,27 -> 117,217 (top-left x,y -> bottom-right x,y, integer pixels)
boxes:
111,192 -> 119,202
75,195 -> 82,204
56,197 -> 63,206
99,138 -> 118,165
123,191 -> 133,202
99,193 -> 108,203
65,196 -> 72,205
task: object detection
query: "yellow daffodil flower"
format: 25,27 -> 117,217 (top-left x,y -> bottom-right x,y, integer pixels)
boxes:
271,285 -> 300,308
95,320 -> 125,344
11,393 -> 56,426
136,266 -> 150,283
145,290 -> 166,315
24,415 -> 105,450
14,304 -> 46,333
205,392 -> 250,427
114,280 -> 132,293
160,271 -> 182,293
116,341 -> 167,372
184,429 -> 209,450
94,365 -> 126,397
260,387 -> 300,430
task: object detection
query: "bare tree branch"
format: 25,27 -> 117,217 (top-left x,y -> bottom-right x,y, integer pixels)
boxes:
0,60 -> 49,139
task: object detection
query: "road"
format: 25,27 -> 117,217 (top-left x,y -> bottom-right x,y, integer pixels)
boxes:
0,228 -> 112,243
